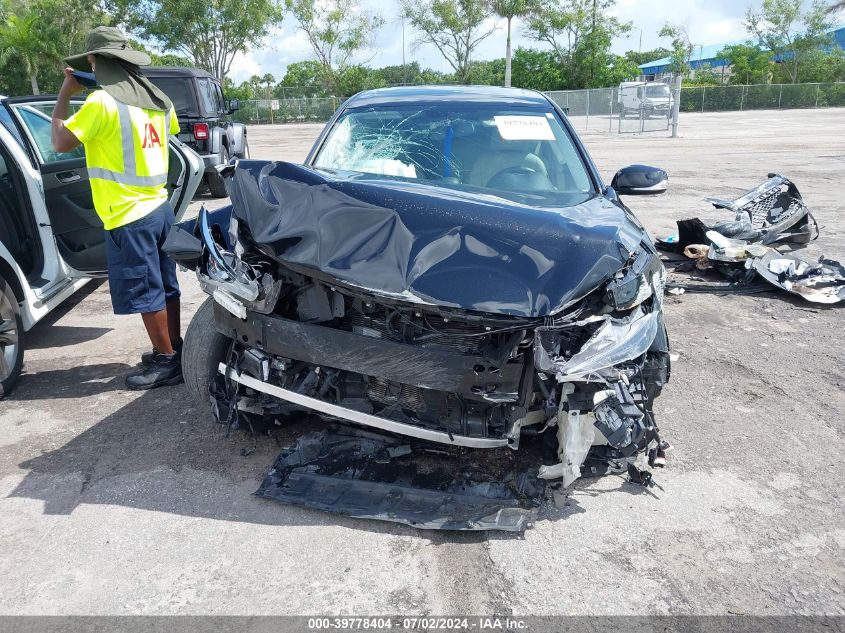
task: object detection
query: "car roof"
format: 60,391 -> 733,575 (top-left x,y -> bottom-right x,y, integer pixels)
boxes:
343,85 -> 553,109
140,66 -> 216,80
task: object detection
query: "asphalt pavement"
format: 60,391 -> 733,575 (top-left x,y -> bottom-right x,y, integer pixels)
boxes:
1,109 -> 843,616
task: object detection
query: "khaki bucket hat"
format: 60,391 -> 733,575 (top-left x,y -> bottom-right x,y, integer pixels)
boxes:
65,26 -> 151,71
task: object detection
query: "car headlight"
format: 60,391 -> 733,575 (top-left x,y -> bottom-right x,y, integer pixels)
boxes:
604,250 -> 664,311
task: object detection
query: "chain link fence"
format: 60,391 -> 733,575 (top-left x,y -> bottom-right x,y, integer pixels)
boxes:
227,82 -> 845,130
229,97 -> 341,125
679,82 -> 845,112
545,86 -> 676,135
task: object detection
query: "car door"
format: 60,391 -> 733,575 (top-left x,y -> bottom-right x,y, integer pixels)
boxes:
2,96 -> 203,277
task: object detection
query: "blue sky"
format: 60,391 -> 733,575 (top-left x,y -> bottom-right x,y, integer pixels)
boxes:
229,0 -> 764,84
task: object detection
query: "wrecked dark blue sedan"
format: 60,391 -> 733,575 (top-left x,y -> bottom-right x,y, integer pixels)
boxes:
168,86 -> 672,531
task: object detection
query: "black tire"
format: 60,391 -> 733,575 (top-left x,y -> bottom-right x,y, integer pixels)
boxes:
0,278 -> 24,399
207,145 -> 230,198
182,298 -> 233,411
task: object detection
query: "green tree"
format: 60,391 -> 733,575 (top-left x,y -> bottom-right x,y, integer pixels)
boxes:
623,47 -> 670,67
788,45 -> 845,82
490,0 -> 535,87
717,43 -> 771,84
112,0 -> 285,81
287,0 -> 384,94
658,22 -> 694,76
509,46 -> 563,90
280,60 -> 324,86
746,0 -> 834,83
374,61 -> 423,85
0,13 -> 45,93
467,57 -> 505,84
261,72 -> 276,97
402,0 -> 498,84
0,0 -> 111,95
223,76 -> 252,100
419,68 -> 452,83
524,0 -> 630,89
336,65 -> 386,96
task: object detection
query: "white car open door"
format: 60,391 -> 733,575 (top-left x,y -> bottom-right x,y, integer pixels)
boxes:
4,96 -> 202,276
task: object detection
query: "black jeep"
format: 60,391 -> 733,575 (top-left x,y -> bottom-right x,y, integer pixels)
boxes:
142,66 -> 247,197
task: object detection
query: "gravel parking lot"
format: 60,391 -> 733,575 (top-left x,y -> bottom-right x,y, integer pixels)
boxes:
1,109 -> 843,617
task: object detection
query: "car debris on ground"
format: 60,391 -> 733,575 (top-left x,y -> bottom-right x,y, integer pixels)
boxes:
657,174 -> 845,304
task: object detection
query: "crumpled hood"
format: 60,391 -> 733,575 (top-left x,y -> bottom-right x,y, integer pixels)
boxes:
227,160 -> 645,317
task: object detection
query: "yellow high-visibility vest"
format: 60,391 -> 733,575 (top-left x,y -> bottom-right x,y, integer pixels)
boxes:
65,90 -> 180,230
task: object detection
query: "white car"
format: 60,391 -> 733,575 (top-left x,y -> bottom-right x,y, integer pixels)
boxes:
0,95 -> 203,397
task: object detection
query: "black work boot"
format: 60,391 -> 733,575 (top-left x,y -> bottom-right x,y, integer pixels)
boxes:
141,338 -> 183,366
126,352 -> 183,390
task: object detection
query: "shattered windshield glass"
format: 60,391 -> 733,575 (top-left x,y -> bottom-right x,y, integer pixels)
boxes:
313,104 -> 595,206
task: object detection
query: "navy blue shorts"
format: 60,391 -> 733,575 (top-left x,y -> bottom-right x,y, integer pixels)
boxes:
105,202 -> 181,315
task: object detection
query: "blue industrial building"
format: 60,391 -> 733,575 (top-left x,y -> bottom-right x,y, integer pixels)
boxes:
639,25 -> 845,79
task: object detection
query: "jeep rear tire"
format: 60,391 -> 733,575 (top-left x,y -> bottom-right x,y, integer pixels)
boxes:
0,278 -> 23,399
207,146 -> 230,198
182,298 -> 233,412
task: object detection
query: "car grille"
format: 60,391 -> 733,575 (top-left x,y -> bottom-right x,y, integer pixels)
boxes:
348,311 -> 488,354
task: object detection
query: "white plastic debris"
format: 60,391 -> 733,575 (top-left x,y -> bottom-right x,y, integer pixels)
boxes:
768,259 -> 796,276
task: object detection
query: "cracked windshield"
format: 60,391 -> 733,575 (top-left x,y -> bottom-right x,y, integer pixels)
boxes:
313,104 -> 595,206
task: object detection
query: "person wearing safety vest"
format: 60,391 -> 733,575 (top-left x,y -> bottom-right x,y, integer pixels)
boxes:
51,27 -> 184,390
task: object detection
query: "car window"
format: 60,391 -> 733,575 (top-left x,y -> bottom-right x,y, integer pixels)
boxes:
197,79 -> 218,115
645,84 -> 670,98
313,103 -> 594,207
16,106 -> 85,163
0,106 -> 25,149
214,83 -> 226,113
147,77 -> 194,115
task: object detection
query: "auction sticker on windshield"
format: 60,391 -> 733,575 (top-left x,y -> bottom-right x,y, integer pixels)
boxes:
494,115 -> 555,141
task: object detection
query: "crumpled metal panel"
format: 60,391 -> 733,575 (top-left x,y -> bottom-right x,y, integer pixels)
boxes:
256,426 -> 543,532
226,160 -> 645,317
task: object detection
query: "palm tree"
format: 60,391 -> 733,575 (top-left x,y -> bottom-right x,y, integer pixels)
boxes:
491,0 -> 535,87
261,72 -> 276,97
248,74 -> 262,99
0,14 -> 44,94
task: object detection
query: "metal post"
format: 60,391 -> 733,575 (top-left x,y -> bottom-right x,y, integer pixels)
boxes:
618,88 -> 623,135
740,85 -> 745,111
778,84 -> 783,109
671,75 -> 682,138
815,83 -> 820,108
585,89 -> 590,132
701,85 -> 706,113
609,89 -> 613,133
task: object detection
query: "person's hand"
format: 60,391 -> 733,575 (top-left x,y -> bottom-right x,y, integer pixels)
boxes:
60,68 -> 83,96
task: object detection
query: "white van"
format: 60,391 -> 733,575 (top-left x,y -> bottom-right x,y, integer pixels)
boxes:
0,95 -> 203,397
618,82 -> 674,118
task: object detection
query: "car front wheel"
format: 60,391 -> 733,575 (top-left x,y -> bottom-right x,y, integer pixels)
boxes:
182,298 -> 234,412
0,278 -> 23,399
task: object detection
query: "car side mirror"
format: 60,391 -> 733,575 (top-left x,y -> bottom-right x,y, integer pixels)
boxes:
611,164 -> 668,195
227,99 -> 240,113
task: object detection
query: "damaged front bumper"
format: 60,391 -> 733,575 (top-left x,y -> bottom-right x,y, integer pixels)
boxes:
180,185 -> 672,530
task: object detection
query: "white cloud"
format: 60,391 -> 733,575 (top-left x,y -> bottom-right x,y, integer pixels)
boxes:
230,51 -> 262,83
